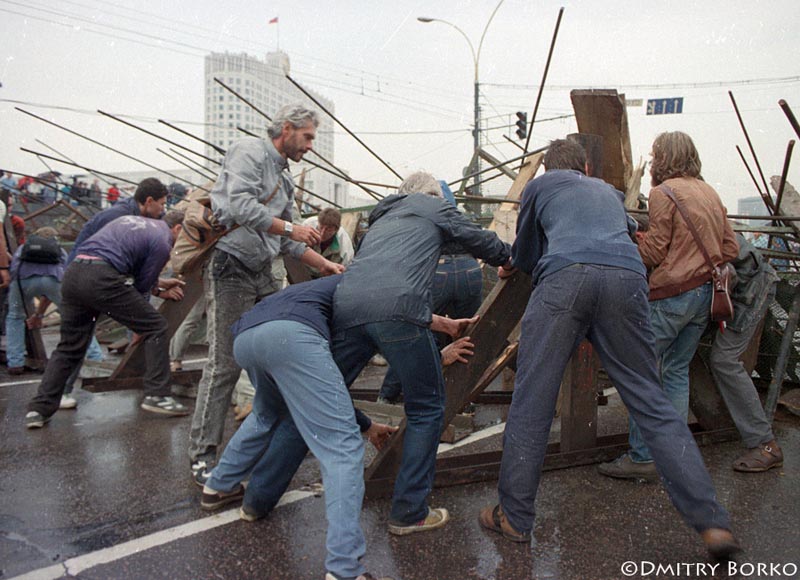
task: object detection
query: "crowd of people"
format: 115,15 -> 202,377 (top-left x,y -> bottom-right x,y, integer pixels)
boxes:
3,102 -> 789,580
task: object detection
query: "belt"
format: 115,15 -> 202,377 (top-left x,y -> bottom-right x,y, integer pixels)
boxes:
74,257 -> 107,265
438,253 -> 471,264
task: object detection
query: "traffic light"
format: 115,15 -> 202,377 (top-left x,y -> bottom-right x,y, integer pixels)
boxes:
515,111 -> 528,140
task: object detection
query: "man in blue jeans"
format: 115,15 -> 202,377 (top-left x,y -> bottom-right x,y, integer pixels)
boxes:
478,139 -> 739,559
200,275 -> 474,580
199,275 -> 393,580
332,171 -> 511,535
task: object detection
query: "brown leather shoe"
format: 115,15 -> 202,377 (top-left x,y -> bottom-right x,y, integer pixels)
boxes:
8,366 -> 25,376
733,440 -> 783,472
478,504 -> 530,543
701,528 -> 741,560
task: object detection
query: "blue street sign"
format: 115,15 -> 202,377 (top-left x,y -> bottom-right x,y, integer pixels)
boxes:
646,98 -> 684,115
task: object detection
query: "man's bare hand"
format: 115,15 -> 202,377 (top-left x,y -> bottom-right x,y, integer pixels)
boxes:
365,421 -> 398,451
290,223 -> 321,246
25,315 -> 43,330
441,337 -> 475,366
0,269 -> 9,289
319,259 -> 345,276
159,277 -> 186,290
431,314 -> 479,339
497,264 -> 517,279
160,286 -> 184,301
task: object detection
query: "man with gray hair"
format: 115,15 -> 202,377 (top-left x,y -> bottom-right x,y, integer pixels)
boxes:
188,103 -> 345,479
331,170 -> 512,535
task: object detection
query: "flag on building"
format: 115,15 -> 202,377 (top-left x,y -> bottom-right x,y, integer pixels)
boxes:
269,17 -> 278,24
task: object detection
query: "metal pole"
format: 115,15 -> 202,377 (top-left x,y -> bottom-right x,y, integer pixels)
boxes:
779,99 -> 800,141
235,124 -> 383,202
157,148 -> 217,182
774,140 -> 795,215
158,119 -> 226,156
97,110 -> 221,167
285,74 -> 403,181
524,7 -> 565,153
220,80 -> 384,201
729,91 -> 770,196
473,79 -> 481,197
448,144 -> 548,186
16,107 -> 207,191
19,148 -> 139,186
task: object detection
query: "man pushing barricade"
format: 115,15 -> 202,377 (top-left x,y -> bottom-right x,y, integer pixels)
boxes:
26,211 -> 189,428
478,139 -> 740,560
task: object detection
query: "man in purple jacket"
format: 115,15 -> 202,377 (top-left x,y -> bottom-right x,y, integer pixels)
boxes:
25,211 -> 188,429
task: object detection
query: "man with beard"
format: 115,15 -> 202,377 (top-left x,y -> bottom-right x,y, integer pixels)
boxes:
188,104 -> 345,480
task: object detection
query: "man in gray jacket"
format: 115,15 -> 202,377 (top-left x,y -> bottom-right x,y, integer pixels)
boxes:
331,171 -> 512,536
188,104 -> 344,478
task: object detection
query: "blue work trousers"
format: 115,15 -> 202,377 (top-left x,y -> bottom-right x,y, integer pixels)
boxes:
210,321 -> 366,580
498,265 -> 730,535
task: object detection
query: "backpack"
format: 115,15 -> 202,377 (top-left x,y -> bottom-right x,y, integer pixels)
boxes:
20,235 -> 62,264
170,178 -> 282,276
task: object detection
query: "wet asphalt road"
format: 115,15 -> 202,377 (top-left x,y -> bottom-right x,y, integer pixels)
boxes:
1,349 -> 799,580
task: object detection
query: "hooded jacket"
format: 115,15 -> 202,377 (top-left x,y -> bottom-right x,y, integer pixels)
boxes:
333,193 -> 510,330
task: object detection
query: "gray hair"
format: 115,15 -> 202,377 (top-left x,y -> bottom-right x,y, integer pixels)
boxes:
398,171 -> 442,197
267,104 -> 320,138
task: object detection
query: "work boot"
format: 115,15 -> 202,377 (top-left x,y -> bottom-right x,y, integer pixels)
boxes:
597,453 -> 658,482
701,528 -> 741,561
478,504 -> 531,543
732,440 -> 783,472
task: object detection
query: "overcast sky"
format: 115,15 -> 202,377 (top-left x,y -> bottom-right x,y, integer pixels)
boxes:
1,0 -> 798,210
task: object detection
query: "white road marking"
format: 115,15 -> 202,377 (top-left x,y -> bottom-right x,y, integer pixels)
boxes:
10,489 -> 314,580
437,421 -> 506,454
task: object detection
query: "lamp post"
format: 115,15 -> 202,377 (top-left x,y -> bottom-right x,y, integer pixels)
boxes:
418,0 -> 505,199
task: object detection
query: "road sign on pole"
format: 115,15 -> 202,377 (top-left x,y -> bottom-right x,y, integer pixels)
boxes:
646,98 -> 684,115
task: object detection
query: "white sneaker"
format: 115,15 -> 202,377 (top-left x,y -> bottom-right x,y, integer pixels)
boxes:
59,395 -> 78,409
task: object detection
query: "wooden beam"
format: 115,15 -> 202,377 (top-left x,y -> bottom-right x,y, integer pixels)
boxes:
489,153 -> 543,244
364,271 -> 532,485
478,148 -> 518,181
570,89 -> 634,192
82,369 -> 203,393
103,269 -> 205,383
559,341 -> 600,451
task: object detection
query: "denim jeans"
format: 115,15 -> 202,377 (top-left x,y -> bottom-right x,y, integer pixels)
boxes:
28,261 -> 172,417
210,321 -> 366,580
379,254 -> 482,401
6,275 -> 63,369
188,249 -> 280,465
498,265 -> 730,534
6,276 -> 102,363
628,284 -> 711,462
710,289 -> 775,447
169,292 -> 206,362
6,275 -> 85,394
332,320 -> 444,525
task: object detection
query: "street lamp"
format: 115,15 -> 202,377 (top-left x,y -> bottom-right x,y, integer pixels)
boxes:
418,0 -> 505,198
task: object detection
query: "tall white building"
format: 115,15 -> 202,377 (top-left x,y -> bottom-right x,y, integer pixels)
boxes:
204,51 -> 347,208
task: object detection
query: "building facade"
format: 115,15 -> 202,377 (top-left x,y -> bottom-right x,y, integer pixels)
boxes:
737,195 -> 769,226
204,51 -> 347,208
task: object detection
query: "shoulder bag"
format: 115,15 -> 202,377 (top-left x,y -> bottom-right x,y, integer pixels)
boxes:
658,185 -> 734,323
